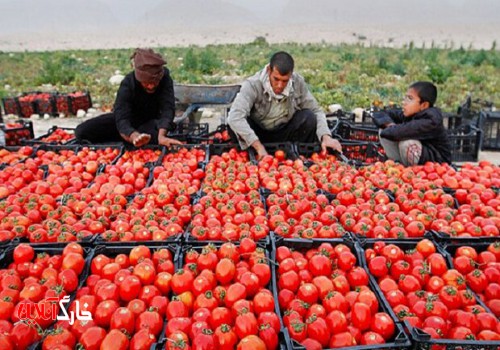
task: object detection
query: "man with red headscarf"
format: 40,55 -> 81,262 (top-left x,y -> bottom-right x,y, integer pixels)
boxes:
75,48 -> 182,147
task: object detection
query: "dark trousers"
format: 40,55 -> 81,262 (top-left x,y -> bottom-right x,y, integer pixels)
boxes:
75,113 -> 160,144
230,109 -> 318,144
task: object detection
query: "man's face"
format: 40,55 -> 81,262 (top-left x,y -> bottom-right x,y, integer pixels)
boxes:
140,81 -> 160,94
267,66 -> 292,95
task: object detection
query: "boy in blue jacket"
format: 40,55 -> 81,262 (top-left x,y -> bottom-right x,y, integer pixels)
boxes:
372,81 -> 451,165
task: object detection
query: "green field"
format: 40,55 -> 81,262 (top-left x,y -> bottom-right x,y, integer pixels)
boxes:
1,39 -> 498,113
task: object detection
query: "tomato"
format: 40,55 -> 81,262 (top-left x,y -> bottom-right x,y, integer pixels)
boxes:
94,300 -> 119,328
360,331 -> 385,345
10,322 -> 37,350
214,324 -> 238,350
477,330 -> 500,341
351,302 -> 371,331
416,239 -> 436,257
61,252 -> 85,275
234,312 -> 258,339
215,253 -> 236,285
13,244 -> 35,264
368,256 -> 389,278
42,328 -> 76,350
370,312 -> 395,340
236,335 -> 266,350
306,315 -> 330,347
136,310 -> 163,337
129,329 -> 156,350
171,269 -> 195,295
224,283 -> 247,308
329,331 -> 357,348
110,307 -> 135,335
259,324 -> 279,350
308,254 -> 331,276
466,269 -> 488,293
100,329 -> 129,350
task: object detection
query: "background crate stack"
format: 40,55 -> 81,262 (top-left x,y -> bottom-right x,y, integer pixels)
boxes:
0,120 -> 34,145
480,111 -> 500,150
1,90 -> 92,117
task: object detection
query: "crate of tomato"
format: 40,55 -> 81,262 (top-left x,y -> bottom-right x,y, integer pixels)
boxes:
1,119 -> 34,146
34,244 -> 179,350
0,242 -> 92,350
2,96 -> 20,116
23,126 -> 76,145
169,240 -> 286,350
440,241 -> 500,319
54,91 -> 92,115
274,238 -> 411,350
359,238 -> 500,349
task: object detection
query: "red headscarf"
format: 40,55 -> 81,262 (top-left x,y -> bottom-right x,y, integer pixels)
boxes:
131,48 -> 166,83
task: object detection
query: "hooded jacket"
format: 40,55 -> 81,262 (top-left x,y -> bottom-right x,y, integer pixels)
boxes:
373,107 -> 452,164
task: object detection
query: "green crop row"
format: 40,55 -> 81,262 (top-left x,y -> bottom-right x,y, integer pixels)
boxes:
0,38 -> 498,113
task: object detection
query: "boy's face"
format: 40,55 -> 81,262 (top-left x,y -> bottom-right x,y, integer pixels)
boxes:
402,88 -> 427,117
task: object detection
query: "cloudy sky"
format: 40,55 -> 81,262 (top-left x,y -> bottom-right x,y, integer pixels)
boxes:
0,0 -> 499,51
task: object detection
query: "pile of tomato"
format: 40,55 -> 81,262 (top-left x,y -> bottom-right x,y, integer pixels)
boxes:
276,241 -> 398,348
0,243 -> 87,349
365,239 -> 500,342
39,128 -> 76,144
0,144 -> 499,349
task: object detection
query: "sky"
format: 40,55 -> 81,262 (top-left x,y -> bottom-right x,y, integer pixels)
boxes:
0,0 -> 499,51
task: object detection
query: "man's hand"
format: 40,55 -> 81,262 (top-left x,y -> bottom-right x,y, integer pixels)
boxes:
131,132 -> 151,147
251,140 -> 268,160
158,135 -> 183,148
321,134 -> 342,153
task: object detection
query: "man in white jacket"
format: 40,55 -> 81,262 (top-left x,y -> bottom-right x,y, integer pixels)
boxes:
228,51 -> 341,159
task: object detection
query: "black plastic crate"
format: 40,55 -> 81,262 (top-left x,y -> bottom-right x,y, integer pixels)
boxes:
35,93 -> 57,116
438,240 -> 500,314
333,120 -> 380,143
184,223 -> 272,247
1,243 -> 93,291
94,229 -> 182,246
115,144 -> 164,166
480,111 -> 500,150
1,119 -> 34,145
160,143 -> 209,167
76,144 -> 124,165
357,239 -> 500,350
68,91 -> 92,114
191,124 -> 234,144
274,238 -> 411,350
168,122 -> 209,142
295,141 -> 385,165
208,143 -> 248,159
448,124 -> 482,162
442,111 -> 480,130
248,142 -> 297,162
2,96 -> 20,115
430,229 -> 500,244
17,96 -> 37,118
23,126 -> 76,145
54,93 -> 72,114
